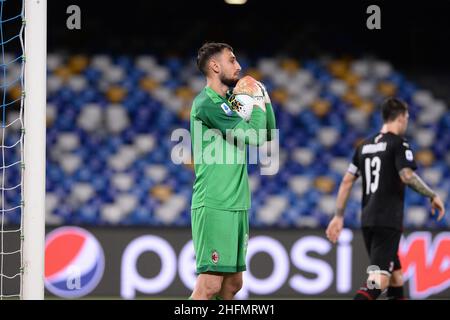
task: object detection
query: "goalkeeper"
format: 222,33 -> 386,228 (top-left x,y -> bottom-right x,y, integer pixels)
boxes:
189,42 -> 276,300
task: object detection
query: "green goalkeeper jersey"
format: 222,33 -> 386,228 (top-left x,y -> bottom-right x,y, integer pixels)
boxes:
190,86 -> 276,210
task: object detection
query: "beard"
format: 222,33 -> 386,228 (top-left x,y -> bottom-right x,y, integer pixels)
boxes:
220,73 -> 239,87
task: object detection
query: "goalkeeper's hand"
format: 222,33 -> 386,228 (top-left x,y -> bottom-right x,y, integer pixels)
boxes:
256,81 -> 271,105
233,76 -> 266,112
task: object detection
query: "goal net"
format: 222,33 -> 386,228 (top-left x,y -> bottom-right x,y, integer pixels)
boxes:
0,0 -> 26,300
0,0 -> 46,300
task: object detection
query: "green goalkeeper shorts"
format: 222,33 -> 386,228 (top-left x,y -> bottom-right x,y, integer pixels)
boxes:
191,206 -> 249,274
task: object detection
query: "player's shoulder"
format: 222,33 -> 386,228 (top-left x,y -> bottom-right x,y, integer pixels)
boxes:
192,88 -> 215,116
193,88 -> 211,106
383,132 -> 411,148
194,88 -> 223,110
356,134 -> 379,147
354,133 -> 385,155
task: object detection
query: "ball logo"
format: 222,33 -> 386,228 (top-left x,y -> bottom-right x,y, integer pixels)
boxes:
45,227 -> 105,298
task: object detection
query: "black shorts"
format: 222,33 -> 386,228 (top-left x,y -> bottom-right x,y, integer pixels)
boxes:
362,226 -> 402,276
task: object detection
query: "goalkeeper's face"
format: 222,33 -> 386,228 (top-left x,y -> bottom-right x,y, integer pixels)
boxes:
217,49 -> 241,87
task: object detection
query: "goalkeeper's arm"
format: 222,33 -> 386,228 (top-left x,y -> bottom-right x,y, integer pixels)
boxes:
265,102 -> 276,141
229,105 -> 267,146
256,81 -> 276,141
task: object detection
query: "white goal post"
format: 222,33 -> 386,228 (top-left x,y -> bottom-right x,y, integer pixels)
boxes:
22,0 -> 46,300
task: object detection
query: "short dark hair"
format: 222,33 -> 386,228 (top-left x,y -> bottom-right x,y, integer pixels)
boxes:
381,97 -> 408,122
197,42 -> 233,75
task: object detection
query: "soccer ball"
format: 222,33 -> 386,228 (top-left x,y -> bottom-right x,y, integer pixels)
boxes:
229,75 -> 264,121
229,93 -> 254,121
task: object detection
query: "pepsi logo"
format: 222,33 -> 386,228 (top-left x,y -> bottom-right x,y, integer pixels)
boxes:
45,227 -> 105,298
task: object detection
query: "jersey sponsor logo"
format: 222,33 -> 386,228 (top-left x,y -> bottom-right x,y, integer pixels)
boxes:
362,142 -> 387,154
399,232 -> 450,299
211,250 -> 220,264
403,142 -> 410,148
220,103 -> 233,116
405,150 -> 414,161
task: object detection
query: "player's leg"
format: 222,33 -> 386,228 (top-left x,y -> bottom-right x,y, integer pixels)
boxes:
218,272 -> 243,300
354,227 -> 399,300
366,272 -> 390,292
191,272 -> 224,300
355,273 -> 390,300
355,227 -> 383,299
190,207 -> 240,300
389,269 -> 403,287
217,210 -> 248,300
387,254 -> 406,300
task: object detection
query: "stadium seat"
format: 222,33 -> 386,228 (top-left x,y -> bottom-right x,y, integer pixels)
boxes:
30,54 -> 450,228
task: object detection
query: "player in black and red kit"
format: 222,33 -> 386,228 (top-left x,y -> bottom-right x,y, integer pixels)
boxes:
326,97 -> 445,300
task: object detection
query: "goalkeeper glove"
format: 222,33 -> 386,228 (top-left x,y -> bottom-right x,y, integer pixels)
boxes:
233,75 -> 266,112
256,81 -> 271,105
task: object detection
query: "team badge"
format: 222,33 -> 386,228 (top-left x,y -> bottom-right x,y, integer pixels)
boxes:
211,250 -> 220,264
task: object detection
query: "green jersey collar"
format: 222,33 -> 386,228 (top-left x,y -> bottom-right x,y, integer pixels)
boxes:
205,86 -> 228,104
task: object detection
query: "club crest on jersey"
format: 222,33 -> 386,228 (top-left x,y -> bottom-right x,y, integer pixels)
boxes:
220,103 -> 233,116
211,250 -> 220,264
